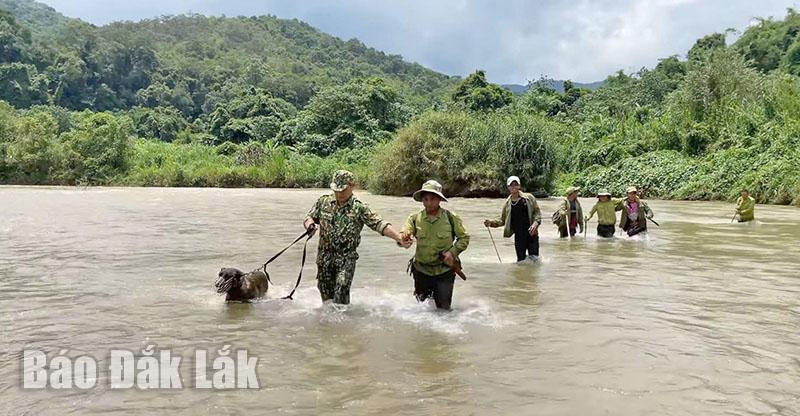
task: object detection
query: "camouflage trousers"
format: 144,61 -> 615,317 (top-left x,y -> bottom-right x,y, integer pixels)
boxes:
316,253 -> 358,304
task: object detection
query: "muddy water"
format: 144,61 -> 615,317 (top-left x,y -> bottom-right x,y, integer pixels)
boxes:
1,187 -> 799,415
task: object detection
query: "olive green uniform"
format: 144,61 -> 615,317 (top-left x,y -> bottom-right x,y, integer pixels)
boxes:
587,198 -> 623,237
306,194 -> 389,304
736,196 -> 755,222
403,208 -> 469,309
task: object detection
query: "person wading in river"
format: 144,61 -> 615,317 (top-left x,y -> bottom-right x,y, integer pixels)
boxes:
735,190 -> 756,222
483,176 -> 542,261
304,170 -> 410,305
556,186 -> 584,238
619,186 -> 654,237
585,189 -> 622,238
401,180 -> 470,310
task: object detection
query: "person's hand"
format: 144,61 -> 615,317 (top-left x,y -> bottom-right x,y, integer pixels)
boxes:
528,223 -> 539,236
442,251 -> 455,267
306,222 -> 317,237
396,233 -> 413,249
483,219 -> 492,227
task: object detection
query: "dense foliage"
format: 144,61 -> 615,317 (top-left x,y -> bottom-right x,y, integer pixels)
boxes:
1,0 -> 800,205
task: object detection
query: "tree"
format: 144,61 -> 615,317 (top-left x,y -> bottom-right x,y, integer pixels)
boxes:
451,70 -> 512,111
688,33 -> 726,62
0,10 -> 32,63
278,77 -> 408,155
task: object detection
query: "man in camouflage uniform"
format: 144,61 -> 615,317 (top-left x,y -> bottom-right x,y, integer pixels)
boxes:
304,170 -> 409,304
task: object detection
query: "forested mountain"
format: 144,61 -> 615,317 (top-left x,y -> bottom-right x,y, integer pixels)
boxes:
1,0 -> 455,114
1,1 -> 799,205
0,0 -> 69,35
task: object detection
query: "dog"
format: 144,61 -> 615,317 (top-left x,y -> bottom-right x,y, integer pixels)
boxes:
215,267 -> 269,302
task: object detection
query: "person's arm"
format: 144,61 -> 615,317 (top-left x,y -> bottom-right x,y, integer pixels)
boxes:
558,200 -> 568,216
485,202 -> 508,228
303,197 -> 322,235
382,224 -> 409,247
531,197 -> 542,225
359,202 -> 398,242
644,201 -> 654,218
444,212 -> 470,266
529,197 -> 542,235
735,197 -> 744,214
587,204 -> 597,221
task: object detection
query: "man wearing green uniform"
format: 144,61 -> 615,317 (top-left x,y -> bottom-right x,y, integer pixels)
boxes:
401,180 -> 470,310
735,190 -> 756,222
585,189 -> 622,238
304,170 -> 408,305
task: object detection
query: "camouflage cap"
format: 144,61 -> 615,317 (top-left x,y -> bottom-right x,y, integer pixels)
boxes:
330,170 -> 354,192
626,186 -> 638,194
564,186 -> 580,196
412,179 -> 448,202
597,189 -> 611,197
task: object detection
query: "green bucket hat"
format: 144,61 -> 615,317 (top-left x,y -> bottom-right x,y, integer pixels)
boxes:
412,180 -> 448,202
330,170 -> 354,192
597,189 -> 611,197
564,186 -> 580,196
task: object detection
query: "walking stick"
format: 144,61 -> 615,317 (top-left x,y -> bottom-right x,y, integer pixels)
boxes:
730,212 -> 738,223
583,217 -> 588,238
647,217 -> 660,227
486,226 -> 502,264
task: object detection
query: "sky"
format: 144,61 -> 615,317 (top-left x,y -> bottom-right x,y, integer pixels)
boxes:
38,0 -> 800,84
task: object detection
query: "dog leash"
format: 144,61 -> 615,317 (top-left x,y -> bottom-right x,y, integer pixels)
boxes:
261,227 -> 315,300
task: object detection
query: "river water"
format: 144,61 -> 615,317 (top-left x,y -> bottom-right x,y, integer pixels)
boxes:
1,187 -> 799,415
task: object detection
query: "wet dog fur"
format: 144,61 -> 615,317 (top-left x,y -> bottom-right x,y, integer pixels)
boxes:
215,267 -> 268,302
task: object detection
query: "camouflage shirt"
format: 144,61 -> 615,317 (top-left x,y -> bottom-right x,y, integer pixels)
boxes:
307,194 -> 390,259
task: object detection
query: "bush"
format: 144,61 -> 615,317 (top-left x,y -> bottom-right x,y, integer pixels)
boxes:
369,111 -> 559,197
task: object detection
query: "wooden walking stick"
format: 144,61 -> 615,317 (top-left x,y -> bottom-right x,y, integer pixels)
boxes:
486,226 -> 502,264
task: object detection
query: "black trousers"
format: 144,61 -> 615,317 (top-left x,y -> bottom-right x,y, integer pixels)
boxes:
559,226 -> 578,238
597,224 -> 615,238
514,232 -> 539,261
413,270 -> 456,310
623,222 -> 647,236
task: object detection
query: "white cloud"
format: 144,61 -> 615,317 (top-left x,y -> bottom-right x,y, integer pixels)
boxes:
39,0 -> 799,83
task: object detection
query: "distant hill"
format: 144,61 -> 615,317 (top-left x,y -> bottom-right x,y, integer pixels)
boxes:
503,79 -> 606,94
0,0 -> 70,35
0,0 -> 457,113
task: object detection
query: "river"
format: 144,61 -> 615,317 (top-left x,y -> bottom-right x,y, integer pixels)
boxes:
1,186 -> 799,415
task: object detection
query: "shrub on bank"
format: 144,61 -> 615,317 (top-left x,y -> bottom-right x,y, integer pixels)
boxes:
125,140 -> 370,188
368,111 -> 559,197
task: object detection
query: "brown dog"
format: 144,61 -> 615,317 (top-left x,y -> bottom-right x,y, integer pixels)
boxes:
215,267 -> 269,302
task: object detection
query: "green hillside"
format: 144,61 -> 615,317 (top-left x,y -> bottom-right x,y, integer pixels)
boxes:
1,1 -> 799,205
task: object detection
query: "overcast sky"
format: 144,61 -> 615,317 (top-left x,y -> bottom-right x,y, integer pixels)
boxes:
38,0 -> 799,84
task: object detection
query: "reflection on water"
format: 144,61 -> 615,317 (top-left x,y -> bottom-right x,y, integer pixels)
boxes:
1,186 -> 799,415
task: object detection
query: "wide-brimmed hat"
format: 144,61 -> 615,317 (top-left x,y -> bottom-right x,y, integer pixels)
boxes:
506,176 -> 521,186
564,186 -> 580,196
626,186 -> 638,194
597,189 -> 611,197
412,180 -> 448,202
330,170 -> 354,192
